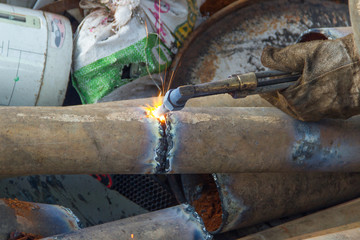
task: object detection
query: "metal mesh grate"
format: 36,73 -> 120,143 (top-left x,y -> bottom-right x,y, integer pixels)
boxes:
109,174 -> 177,211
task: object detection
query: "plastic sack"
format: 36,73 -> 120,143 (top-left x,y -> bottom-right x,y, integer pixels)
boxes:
73,0 -> 203,104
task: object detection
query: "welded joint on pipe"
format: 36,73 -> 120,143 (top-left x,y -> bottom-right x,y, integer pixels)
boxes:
212,174 -> 249,233
291,122 -> 342,169
292,123 -> 321,165
154,121 -> 169,173
182,204 -> 213,240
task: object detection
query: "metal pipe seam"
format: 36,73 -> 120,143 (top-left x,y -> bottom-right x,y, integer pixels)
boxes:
43,204 -> 212,240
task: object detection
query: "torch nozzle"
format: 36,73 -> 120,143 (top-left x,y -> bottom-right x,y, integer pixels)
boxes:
161,70 -> 300,114
154,104 -> 169,117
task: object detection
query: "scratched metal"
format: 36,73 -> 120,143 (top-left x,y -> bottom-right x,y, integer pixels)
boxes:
0,198 -> 80,239
169,0 -> 350,88
43,204 -> 212,240
181,173 -> 360,234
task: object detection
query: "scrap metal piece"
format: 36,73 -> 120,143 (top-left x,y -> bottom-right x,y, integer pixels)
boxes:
43,204 -> 212,240
182,173 -> 360,233
0,198 -> 80,239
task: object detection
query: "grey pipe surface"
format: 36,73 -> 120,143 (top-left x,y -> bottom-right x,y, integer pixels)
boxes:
167,107 -> 360,173
3,104 -> 360,175
182,173 -> 360,233
0,199 -> 79,240
43,204 -> 212,240
0,104 -> 161,176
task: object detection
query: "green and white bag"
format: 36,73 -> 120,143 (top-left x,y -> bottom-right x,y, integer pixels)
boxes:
73,0 -> 203,104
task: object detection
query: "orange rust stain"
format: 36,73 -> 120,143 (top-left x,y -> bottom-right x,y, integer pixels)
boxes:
4,198 -> 40,218
197,54 -> 219,83
192,181 -> 223,232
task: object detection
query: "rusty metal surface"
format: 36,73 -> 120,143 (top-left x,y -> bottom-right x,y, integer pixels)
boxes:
166,107 -> 360,173
43,204 -> 212,240
240,198 -> 360,240
169,0 -> 350,88
182,173 -> 360,234
0,104 -> 161,176
0,198 -> 80,239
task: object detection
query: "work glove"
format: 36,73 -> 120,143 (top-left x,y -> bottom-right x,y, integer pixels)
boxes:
260,34 -> 360,121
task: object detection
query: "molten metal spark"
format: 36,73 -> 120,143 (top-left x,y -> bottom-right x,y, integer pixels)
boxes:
143,94 -> 166,123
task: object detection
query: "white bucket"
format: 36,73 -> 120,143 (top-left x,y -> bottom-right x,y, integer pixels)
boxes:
0,3 -> 72,106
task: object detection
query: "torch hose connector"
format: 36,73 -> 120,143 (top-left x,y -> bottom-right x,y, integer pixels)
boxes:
156,70 -> 300,115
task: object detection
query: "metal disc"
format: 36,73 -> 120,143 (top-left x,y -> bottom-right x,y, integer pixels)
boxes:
168,0 -> 350,88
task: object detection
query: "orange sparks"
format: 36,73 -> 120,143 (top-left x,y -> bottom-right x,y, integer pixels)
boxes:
143,94 -> 166,123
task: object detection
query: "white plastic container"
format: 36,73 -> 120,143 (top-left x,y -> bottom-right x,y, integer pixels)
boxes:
0,3 -> 72,106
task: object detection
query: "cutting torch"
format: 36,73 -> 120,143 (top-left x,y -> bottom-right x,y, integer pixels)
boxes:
155,70 -> 300,116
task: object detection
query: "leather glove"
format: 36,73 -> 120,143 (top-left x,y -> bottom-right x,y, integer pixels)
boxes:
260,34 -> 360,121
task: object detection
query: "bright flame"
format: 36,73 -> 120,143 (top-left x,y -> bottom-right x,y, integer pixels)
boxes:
143,94 -> 166,123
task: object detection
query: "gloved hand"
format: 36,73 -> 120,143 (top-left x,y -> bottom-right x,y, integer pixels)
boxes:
260,34 -> 360,121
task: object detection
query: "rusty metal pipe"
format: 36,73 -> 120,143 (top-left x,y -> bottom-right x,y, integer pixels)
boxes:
3,105 -> 360,175
0,198 -> 79,239
43,204 -> 212,240
0,104 -> 163,176
166,108 -> 360,173
182,173 -> 360,233
240,197 -> 360,240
